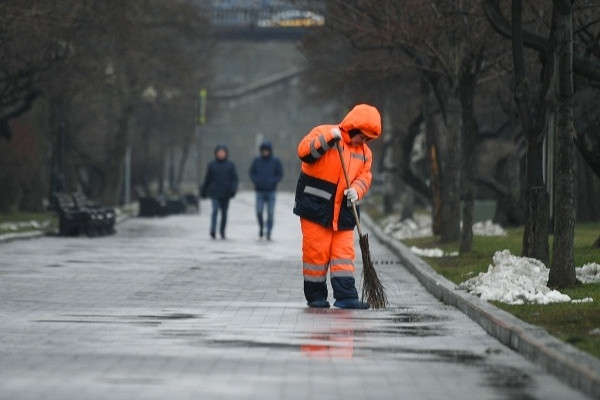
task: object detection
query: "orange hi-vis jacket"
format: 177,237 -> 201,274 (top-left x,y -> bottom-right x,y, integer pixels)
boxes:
293,104 -> 381,231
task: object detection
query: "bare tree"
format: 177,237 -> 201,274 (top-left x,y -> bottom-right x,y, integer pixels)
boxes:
0,1 -> 86,138
548,0 -> 577,288
505,0 -> 552,264
484,0 -> 600,258
300,1 -> 507,249
39,0 -> 214,204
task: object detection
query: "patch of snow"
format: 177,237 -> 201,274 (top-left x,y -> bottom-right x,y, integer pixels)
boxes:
380,213 -> 598,305
472,220 -> 507,236
381,214 -> 506,240
576,263 -> 600,284
0,220 -> 50,231
571,297 -> 594,304
410,246 -> 458,258
458,250 -> 594,305
381,214 -> 432,240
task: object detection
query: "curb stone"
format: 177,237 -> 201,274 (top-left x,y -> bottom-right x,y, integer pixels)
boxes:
362,213 -> 600,399
0,230 -> 45,244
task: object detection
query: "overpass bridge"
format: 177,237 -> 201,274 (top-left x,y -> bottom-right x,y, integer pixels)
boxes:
197,0 -> 325,40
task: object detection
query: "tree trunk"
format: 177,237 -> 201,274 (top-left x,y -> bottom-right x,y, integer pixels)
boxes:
398,115 -> 431,200
459,55 -> 480,253
440,93 -> 461,243
512,0 -> 550,264
158,126 -> 166,195
548,0 -> 577,288
175,130 -> 193,192
422,78 -> 443,235
102,104 -> 133,206
522,145 -> 550,265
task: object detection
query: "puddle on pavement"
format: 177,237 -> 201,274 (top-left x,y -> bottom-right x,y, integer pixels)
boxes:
160,307 -> 453,360
136,313 -> 200,320
482,364 -> 536,399
34,313 -> 202,327
208,339 -> 299,351
352,325 -> 442,337
202,336 -> 486,364
101,377 -> 164,385
389,312 -> 448,323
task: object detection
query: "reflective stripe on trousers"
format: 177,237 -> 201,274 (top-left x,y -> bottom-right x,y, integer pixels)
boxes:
301,218 -> 355,280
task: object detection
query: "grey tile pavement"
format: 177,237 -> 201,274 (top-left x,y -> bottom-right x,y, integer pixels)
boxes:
0,191 -> 593,399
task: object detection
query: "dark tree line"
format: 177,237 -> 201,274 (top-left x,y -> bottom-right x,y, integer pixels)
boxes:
1,0 -> 214,208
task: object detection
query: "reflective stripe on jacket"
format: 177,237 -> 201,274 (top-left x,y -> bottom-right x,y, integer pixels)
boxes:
293,125 -> 372,231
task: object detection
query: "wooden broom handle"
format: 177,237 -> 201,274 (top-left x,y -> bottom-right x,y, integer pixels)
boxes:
336,141 -> 363,236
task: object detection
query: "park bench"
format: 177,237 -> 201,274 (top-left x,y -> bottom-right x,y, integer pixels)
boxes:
49,192 -> 116,237
135,187 -> 168,217
49,192 -> 92,236
183,193 -> 199,214
71,191 -> 116,236
135,186 -> 188,217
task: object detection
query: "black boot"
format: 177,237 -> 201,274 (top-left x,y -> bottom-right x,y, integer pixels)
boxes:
257,214 -> 264,238
332,276 -> 367,309
304,280 -> 329,308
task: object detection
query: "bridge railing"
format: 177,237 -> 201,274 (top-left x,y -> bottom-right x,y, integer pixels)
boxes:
207,5 -> 324,29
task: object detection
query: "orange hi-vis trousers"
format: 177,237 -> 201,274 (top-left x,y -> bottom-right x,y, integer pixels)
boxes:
301,218 -> 359,302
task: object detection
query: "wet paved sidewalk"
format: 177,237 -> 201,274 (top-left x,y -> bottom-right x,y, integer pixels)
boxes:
0,192 -> 591,399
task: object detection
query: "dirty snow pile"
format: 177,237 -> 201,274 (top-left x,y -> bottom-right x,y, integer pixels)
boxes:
577,262 -> 600,284
0,220 -> 50,231
381,214 -> 506,240
410,246 -> 458,258
459,250 -> 597,305
381,214 -> 433,240
472,220 -> 507,236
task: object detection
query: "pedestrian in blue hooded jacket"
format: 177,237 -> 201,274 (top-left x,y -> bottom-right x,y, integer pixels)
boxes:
201,144 -> 238,239
249,140 -> 283,240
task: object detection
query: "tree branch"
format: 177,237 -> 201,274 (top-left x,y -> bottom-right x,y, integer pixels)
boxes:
482,0 -> 600,82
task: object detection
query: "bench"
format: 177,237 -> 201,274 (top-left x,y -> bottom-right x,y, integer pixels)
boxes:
135,187 -> 188,217
183,193 -> 199,214
49,192 -> 116,237
50,192 -> 92,236
135,187 -> 168,217
71,191 -> 116,236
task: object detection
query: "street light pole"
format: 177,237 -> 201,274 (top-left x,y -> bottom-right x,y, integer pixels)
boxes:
196,89 -> 207,213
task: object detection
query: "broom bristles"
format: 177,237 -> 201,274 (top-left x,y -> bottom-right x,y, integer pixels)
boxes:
359,233 -> 388,309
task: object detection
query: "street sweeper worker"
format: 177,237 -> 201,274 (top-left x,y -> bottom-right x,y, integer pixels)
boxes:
293,104 -> 382,309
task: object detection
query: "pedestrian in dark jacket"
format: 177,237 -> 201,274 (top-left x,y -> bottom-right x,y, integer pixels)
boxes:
249,140 -> 283,240
201,144 -> 238,239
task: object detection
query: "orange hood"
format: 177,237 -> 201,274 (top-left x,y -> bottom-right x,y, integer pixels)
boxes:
339,104 -> 382,140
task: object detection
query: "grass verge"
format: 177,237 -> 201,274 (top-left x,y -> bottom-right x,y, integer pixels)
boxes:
400,223 -> 600,360
0,212 -> 57,236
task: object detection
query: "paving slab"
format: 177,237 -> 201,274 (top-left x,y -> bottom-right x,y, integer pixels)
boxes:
0,191 -> 591,399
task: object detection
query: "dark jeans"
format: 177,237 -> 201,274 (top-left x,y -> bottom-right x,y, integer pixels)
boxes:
255,190 -> 276,237
210,197 -> 230,238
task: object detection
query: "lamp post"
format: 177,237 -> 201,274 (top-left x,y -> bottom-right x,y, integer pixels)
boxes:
196,89 -> 207,212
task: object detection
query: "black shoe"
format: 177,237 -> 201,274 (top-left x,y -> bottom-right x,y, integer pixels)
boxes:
333,298 -> 369,309
307,300 -> 330,308
210,232 -> 216,239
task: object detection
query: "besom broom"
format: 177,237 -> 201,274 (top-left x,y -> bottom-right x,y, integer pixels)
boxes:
336,141 -> 388,309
